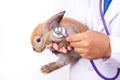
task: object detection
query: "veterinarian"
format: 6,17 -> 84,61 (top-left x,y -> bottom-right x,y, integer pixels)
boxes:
53,0 -> 120,80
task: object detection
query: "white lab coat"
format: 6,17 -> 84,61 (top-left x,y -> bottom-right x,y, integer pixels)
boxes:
63,0 -> 120,80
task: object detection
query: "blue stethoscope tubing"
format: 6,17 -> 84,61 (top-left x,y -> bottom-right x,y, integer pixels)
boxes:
90,0 -> 120,80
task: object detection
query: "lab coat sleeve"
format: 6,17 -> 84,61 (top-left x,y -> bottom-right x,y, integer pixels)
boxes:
105,37 -> 120,67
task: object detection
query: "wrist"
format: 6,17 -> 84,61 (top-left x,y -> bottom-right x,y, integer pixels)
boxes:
103,36 -> 111,58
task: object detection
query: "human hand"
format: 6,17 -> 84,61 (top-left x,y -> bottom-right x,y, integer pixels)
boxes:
66,30 -> 111,60
52,43 -> 72,54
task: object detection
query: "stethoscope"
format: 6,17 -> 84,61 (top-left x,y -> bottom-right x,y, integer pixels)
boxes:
52,13 -> 67,38
90,0 -> 120,80
52,26 -> 68,38
52,0 -> 120,79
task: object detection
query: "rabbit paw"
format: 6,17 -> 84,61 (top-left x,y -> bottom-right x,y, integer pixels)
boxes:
41,62 -> 60,74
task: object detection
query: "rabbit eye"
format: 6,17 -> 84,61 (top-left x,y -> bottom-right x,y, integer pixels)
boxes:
36,38 -> 41,43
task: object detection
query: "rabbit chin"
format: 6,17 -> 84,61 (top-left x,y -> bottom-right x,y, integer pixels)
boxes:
33,47 -> 45,53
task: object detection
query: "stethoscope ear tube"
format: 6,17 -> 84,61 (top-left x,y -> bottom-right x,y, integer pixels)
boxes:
99,0 -> 110,35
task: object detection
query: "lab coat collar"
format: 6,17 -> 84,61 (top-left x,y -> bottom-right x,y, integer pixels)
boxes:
97,0 -> 120,33
104,0 -> 120,25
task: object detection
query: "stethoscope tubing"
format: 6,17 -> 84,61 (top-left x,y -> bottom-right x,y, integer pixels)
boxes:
90,0 -> 120,80
99,0 -> 110,35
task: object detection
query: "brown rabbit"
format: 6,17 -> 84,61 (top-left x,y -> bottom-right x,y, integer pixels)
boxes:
31,11 -> 88,74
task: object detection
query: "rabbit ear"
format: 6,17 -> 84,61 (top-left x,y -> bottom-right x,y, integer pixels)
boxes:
46,11 -> 65,29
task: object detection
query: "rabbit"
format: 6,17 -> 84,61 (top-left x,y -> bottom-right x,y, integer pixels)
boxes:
31,11 -> 88,74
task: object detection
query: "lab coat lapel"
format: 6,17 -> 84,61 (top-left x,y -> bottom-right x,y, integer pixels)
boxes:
104,0 -> 120,25
97,0 -> 120,33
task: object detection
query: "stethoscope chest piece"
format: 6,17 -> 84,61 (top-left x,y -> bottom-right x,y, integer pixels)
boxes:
52,26 -> 66,38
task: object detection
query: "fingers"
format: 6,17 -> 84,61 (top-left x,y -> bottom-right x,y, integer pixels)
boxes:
70,41 -> 83,48
52,43 -> 72,54
67,46 -> 72,51
74,47 -> 88,54
52,43 -> 58,50
66,33 -> 83,42
59,47 -> 68,54
74,48 -> 92,59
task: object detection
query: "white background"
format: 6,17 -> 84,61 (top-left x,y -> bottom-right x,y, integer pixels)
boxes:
0,0 -> 69,80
